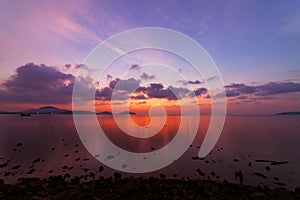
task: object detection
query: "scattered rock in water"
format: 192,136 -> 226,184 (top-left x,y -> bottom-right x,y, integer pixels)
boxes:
4,172 -> 11,176
254,172 -> 267,179
83,158 -> 89,161
98,166 -> 104,173
74,158 -> 80,161
255,159 -> 275,163
0,163 -> 8,168
235,171 -> 243,185
270,161 -> 289,165
83,168 -> 89,172
64,154 -> 70,157
16,142 -> 23,147
273,181 -> 286,187
205,160 -> 209,164
12,148 -> 17,152
196,169 -> 205,176
75,150 -> 79,153
75,144 -> 79,147
191,156 -> 204,160
51,147 -> 55,151
64,173 -> 71,179
160,173 -> 166,179
27,168 -> 35,174
11,165 -> 21,170
248,162 -> 252,167
113,172 -> 122,179
32,157 -> 41,163
233,159 -> 239,162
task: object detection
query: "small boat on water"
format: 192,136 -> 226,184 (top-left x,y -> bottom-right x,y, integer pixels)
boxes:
20,113 -> 31,117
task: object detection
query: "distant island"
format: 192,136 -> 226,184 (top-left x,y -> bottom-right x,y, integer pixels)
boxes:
0,106 -> 137,115
275,112 -> 300,116
0,106 -> 94,115
97,111 -> 137,115
119,111 -> 136,115
97,111 -> 113,115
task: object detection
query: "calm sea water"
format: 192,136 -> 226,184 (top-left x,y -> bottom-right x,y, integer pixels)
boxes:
0,114 -> 299,189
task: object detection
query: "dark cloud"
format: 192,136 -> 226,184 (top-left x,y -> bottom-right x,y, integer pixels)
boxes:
134,84 -> 190,100
194,87 -> 207,96
188,80 -> 203,85
75,64 -> 87,69
226,83 -> 257,94
206,76 -> 217,81
216,82 -> 300,99
140,72 -> 155,81
135,101 -> 147,105
131,94 -> 147,100
95,87 -> 113,101
0,63 -> 75,104
256,82 -> 300,95
177,79 -> 203,85
225,90 -> 240,97
130,64 -> 140,71
106,74 -> 113,81
113,78 -> 140,91
65,64 -> 72,70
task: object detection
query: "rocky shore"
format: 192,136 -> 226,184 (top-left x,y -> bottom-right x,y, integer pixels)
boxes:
1,176 -> 299,200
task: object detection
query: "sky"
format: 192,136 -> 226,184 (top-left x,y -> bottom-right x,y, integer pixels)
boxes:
0,0 -> 300,114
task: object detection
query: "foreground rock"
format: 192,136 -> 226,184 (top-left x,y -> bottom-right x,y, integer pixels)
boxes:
0,176 -> 299,199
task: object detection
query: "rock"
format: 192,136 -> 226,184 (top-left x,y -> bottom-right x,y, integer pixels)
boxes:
98,166 -> 104,173
0,163 -> 8,168
27,168 -> 35,174
265,166 -> 270,171
196,169 -> 205,176
11,165 -> 21,170
160,174 -> 166,179
254,172 -> 267,179
32,157 -> 41,163
113,172 -> 122,179
250,192 -> 267,200
16,142 -> 23,147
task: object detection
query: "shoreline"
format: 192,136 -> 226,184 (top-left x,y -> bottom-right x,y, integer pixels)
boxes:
1,176 -> 299,199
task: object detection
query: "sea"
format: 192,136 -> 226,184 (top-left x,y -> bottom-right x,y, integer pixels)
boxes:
0,114 -> 299,189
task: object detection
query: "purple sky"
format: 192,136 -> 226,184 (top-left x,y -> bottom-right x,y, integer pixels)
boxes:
0,0 -> 299,114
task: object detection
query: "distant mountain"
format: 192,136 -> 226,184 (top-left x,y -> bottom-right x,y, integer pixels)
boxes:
97,111 -> 113,115
21,106 -> 94,114
276,112 -> 300,116
119,111 -> 136,115
22,106 -> 69,114
0,105 -> 94,115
